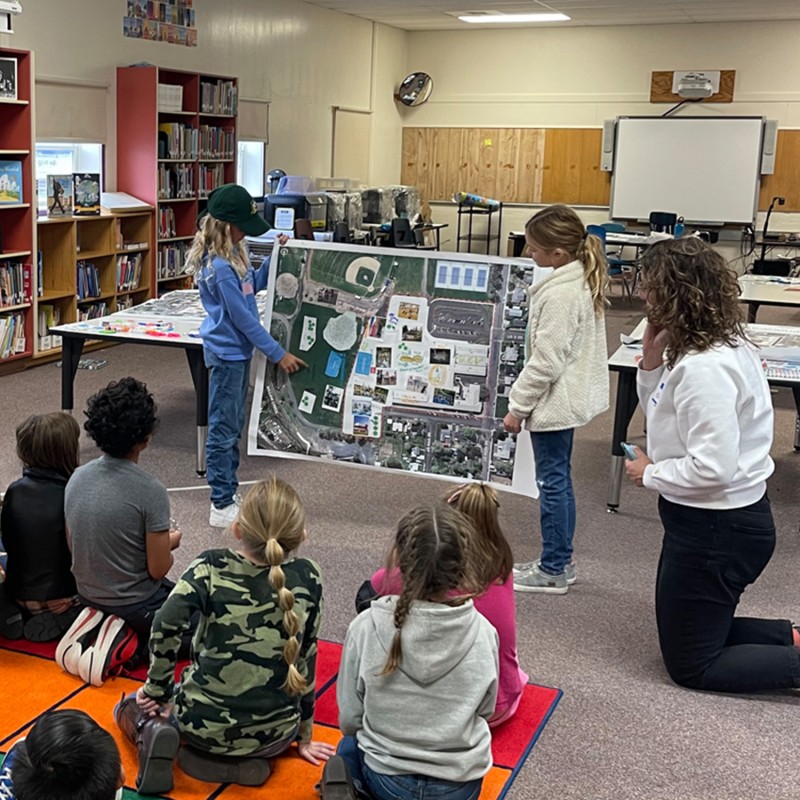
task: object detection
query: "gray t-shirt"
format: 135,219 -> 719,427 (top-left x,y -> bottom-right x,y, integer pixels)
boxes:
65,455 -> 171,606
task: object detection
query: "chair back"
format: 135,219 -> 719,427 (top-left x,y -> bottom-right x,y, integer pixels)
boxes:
332,222 -> 350,243
649,211 -> 678,234
600,221 -> 626,234
586,224 -> 607,245
294,218 -> 314,240
390,217 -> 415,247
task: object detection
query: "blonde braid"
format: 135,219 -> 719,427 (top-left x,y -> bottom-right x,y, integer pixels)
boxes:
578,234 -> 609,315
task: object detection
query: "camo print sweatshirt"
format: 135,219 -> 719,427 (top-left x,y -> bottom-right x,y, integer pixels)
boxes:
143,549 -> 323,756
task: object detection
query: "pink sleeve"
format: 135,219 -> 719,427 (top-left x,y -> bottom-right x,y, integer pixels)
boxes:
371,567 -> 404,596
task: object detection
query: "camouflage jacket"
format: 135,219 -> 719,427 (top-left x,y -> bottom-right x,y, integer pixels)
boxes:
143,549 -> 323,754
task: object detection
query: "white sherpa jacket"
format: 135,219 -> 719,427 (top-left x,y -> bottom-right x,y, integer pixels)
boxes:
508,260 -> 609,431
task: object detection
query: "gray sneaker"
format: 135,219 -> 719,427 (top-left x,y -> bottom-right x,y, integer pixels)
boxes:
515,560 -> 576,584
512,561 -> 536,578
513,562 -> 568,594
564,561 -> 577,586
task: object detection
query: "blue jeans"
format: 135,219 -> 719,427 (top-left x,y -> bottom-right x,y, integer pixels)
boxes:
530,429 -> 575,575
337,736 -> 482,800
204,349 -> 250,509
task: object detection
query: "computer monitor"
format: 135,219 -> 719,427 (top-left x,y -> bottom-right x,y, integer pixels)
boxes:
263,193 -> 306,232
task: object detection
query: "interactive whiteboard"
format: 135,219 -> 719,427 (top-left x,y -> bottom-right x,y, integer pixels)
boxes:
610,117 -> 764,225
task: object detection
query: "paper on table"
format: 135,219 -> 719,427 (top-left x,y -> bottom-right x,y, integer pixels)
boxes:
100,192 -> 152,212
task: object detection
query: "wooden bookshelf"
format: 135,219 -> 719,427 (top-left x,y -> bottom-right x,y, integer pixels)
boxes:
34,210 -> 153,359
116,65 -> 238,293
0,48 -> 35,370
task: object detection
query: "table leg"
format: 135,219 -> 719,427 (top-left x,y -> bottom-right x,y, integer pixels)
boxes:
747,301 -> 760,324
185,348 -> 208,476
60,337 -> 85,413
792,385 -> 800,451
607,370 -> 640,512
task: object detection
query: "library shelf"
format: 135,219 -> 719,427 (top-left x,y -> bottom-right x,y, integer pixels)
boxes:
0,203 -> 31,210
0,149 -> 30,156
0,302 -> 31,313
158,235 -> 195,243
0,250 -> 32,259
0,99 -> 29,106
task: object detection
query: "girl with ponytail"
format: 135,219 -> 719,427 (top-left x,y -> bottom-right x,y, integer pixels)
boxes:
323,504 -> 498,800
124,476 -> 332,791
504,204 -> 609,595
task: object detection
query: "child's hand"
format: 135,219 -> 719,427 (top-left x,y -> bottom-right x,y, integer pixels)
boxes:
278,353 -> 307,373
297,739 -> 336,765
624,446 -> 652,486
276,234 -> 290,246
502,412 -> 522,434
136,687 -> 172,718
641,323 -> 669,371
169,529 -> 182,550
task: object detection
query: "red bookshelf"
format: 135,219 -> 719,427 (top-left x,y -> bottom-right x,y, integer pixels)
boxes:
0,47 -> 35,368
117,66 -> 238,293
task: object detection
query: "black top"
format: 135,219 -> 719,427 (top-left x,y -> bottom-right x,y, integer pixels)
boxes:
1,467 -> 77,601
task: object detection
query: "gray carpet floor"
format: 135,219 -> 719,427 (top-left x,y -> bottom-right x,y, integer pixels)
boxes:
1,294 -> 799,799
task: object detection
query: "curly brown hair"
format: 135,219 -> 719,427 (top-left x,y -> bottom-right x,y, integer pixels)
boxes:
638,237 -> 746,368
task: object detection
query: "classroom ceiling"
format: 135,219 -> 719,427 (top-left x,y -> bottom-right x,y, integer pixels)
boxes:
298,0 -> 800,31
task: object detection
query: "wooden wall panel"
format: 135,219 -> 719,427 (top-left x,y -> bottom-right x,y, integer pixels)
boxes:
758,130 -> 800,212
541,129 -> 610,206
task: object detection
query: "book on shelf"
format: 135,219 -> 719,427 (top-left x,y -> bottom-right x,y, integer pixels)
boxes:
0,56 -> 17,100
47,174 -> 73,216
101,191 -> 151,213
158,206 -> 177,238
0,310 -> 26,358
198,163 -> 224,198
0,160 -> 23,204
37,251 -> 43,297
76,260 -> 100,300
198,125 -> 235,159
117,295 -> 134,312
116,253 -> 143,291
0,261 -> 30,307
38,303 -> 61,351
158,123 -> 198,160
73,173 -> 101,215
157,240 -> 189,280
200,79 -> 237,115
77,301 -> 108,321
158,163 -> 194,199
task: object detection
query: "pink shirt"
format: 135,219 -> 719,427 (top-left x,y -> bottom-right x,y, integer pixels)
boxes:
371,568 -> 528,721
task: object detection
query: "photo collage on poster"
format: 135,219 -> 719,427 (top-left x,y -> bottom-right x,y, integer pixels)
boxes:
123,0 -> 197,47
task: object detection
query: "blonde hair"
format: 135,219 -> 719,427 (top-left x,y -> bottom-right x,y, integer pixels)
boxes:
184,214 -> 250,279
447,483 -> 513,585
525,204 -> 608,314
237,476 -> 308,695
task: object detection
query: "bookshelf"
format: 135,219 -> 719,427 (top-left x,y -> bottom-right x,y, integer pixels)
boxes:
34,210 -> 153,358
0,47 -> 34,369
116,65 -> 238,294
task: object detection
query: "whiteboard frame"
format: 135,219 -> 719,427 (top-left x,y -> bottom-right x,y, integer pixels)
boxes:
609,116 -> 765,226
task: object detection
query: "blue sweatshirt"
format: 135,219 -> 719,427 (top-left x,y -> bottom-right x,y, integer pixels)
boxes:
197,254 -> 286,363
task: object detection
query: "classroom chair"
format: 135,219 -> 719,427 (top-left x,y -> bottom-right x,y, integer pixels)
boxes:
388,218 -> 418,249
332,222 -> 351,243
595,222 -> 635,303
649,211 -> 678,234
294,218 -> 314,240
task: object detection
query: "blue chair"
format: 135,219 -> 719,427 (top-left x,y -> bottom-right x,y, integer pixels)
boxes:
592,223 -> 635,303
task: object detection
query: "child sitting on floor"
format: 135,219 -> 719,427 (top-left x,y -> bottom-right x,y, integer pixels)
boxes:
115,476 -> 333,795
324,503 -> 498,800
0,709 -> 125,800
1,413 -> 82,642
359,483 -> 528,727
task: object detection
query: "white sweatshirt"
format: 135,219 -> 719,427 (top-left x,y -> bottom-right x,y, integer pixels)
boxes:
637,339 -> 774,509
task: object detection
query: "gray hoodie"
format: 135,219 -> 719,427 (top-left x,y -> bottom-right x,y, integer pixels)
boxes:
337,595 -> 499,781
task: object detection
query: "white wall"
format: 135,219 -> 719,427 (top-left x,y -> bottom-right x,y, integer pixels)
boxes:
0,0 -> 409,186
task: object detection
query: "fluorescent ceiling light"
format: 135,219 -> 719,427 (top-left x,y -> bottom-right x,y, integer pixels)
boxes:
458,12 -> 570,24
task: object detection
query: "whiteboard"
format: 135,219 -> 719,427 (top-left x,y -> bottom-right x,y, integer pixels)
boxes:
610,117 -> 764,225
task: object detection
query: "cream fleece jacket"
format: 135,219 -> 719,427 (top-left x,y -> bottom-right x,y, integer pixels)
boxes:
508,260 -> 609,431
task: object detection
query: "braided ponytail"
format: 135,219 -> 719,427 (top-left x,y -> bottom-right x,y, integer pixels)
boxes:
238,476 -> 308,696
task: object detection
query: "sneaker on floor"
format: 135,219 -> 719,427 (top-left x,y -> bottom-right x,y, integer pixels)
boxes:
209,500 -> 241,528
512,561 -> 536,579
564,561 -> 577,586
320,755 -> 358,800
23,605 -> 82,643
56,606 -> 105,676
514,562 -> 569,594
78,615 -> 138,686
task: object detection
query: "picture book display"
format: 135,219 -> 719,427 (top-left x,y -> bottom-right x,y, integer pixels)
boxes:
73,173 -> 101,216
0,56 -> 17,100
47,175 -> 73,216
248,240 -> 547,496
0,161 -> 23,204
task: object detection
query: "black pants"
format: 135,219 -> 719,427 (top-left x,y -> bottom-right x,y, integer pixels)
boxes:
656,493 -> 800,693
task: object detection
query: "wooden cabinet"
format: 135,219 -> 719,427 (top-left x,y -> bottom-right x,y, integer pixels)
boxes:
116,65 -> 238,294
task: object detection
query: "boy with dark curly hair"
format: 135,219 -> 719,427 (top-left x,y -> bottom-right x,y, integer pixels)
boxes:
65,377 -> 183,664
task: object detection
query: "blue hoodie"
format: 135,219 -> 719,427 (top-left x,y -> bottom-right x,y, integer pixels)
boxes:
197,254 -> 286,363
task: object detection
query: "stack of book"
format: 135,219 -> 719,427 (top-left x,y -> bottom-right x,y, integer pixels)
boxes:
116,253 -> 143,291
0,311 -> 26,357
77,260 -> 101,300
158,207 -> 176,238
77,301 -> 108,321
0,261 -> 30,307
158,164 -> 194,199
198,163 -> 224,198
157,241 -> 188,279
199,125 -> 235,159
200,79 -> 237,115
158,123 -> 198,160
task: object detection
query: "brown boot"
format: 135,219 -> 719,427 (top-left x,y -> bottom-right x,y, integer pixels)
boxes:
177,744 -> 271,786
114,693 -> 180,795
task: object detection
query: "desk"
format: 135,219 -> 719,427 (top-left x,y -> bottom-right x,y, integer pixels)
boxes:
606,319 -> 800,512
739,274 -> 800,322
50,292 -> 210,475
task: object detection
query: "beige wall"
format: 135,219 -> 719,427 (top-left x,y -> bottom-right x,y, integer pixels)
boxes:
0,0 -> 409,187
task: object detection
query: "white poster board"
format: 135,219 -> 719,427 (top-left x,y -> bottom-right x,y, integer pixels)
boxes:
247,240 -> 549,497
610,116 -> 764,225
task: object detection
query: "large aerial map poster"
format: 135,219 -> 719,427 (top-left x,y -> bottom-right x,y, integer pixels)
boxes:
247,240 -> 548,496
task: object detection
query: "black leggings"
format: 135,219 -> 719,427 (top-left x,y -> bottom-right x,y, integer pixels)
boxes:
656,493 -> 800,693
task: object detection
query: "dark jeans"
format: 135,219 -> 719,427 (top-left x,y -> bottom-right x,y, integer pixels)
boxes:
204,350 -> 250,509
337,736 -> 482,800
656,493 -> 800,693
87,581 -> 195,665
530,429 -> 575,575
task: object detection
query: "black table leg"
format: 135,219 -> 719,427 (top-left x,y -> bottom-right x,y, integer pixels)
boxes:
792,385 -> 800,451
607,370 -> 640,512
185,348 -> 208,476
747,301 -> 760,323
61,336 -> 85,413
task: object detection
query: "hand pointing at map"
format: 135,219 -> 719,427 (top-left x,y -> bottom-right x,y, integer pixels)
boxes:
278,352 -> 307,373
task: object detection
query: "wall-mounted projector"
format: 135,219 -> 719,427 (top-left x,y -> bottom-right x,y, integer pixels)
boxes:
675,72 -> 715,99
0,0 -> 22,33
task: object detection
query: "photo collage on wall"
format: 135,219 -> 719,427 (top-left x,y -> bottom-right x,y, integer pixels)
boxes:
123,0 -> 197,47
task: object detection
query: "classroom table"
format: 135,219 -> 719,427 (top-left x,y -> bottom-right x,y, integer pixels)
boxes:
606,318 -> 800,512
738,274 -> 800,322
50,293 -> 210,475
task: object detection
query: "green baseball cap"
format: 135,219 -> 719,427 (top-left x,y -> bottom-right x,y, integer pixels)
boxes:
207,183 -> 270,236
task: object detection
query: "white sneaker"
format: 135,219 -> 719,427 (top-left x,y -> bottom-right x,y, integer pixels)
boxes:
209,501 -> 240,528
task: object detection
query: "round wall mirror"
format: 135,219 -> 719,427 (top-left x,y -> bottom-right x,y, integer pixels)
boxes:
395,72 -> 433,107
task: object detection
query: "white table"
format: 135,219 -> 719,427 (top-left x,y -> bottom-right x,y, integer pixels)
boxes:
739,274 -> 800,322
606,319 -> 800,511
